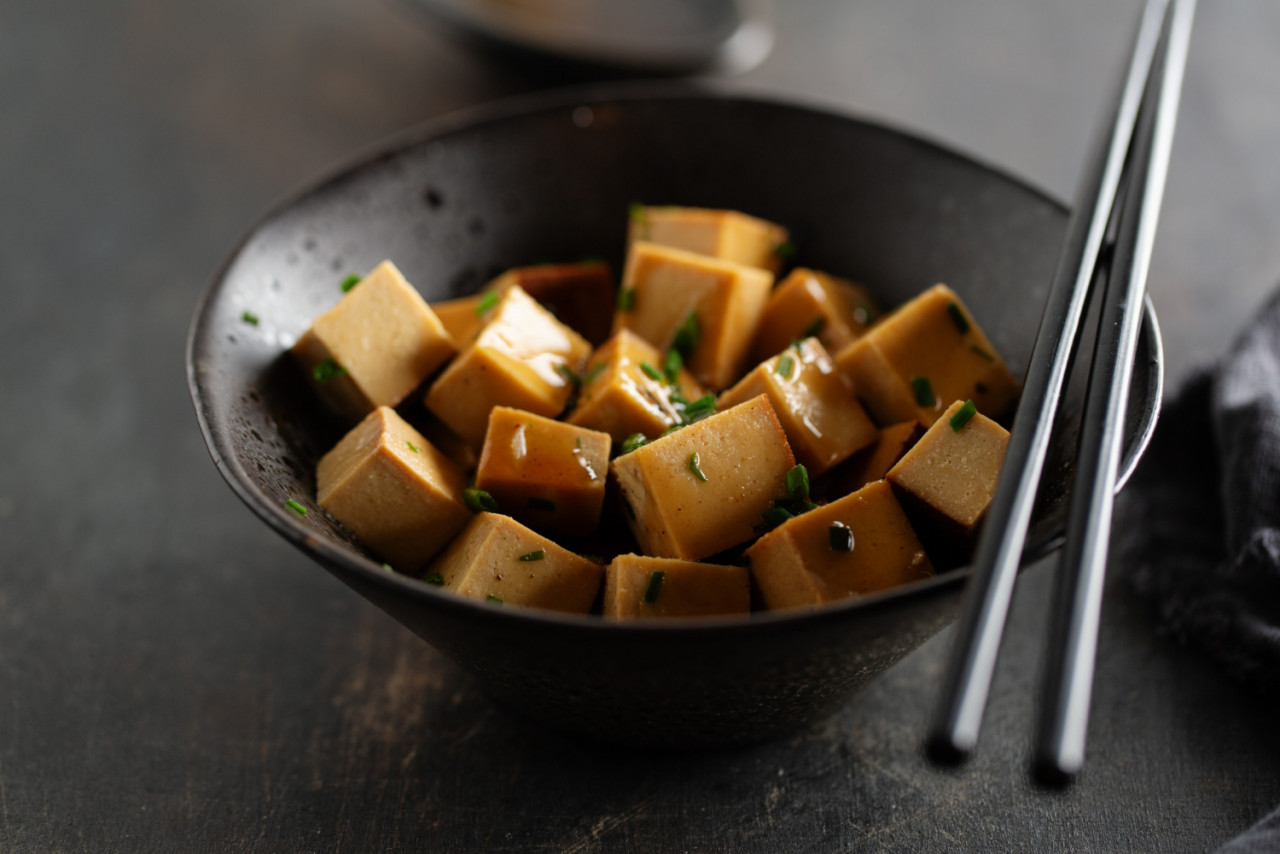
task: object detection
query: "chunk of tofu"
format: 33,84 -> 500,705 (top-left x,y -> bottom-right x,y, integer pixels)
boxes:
745,479 -> 935,612
834,284 -> 1019,427
429,293 -> 487,348
488,261 -> 615,346
316,406 -> 471,571
602,554 -> 750,619
719,338 -> 877,477
627,205 -> 789,274
474,406 -> 611,538
425,513 -> 603,614
826,420 -> 926,497
566,329 -> 709,443
886,399 -> 1010,562
613,241 -> 773,390
750,268 -> 879,363
424,285 -> 592,448
611,394 -> 796,561
291,260 -> 456,421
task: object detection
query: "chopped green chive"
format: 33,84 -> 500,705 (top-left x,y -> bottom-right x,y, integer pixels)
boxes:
527,497 -> 556,512
575,437 -> 583,449
639,360 -> 662,381
969,344 -> 996,362
786,464 -> 810,500
760,505 -> 795,529
911,376 -> 935,407
688,451 -> 708,482
829,522 -> 854,552
486,594 -> 504,604
555,363 -> 581,388
801,316 -> 826,339
340,274 -> 361,293
518,550 -> 546,562
312,358 -> 348,384
949,399 -> 978,432
382,563 -> 395,572
406,440 -> 420,453
463,488 -> 499,513
642,570 -> 666,604
774,240 -> 796,262
285,499 -> 307,517
424,572 -> 445,586
241,310 -> 260,326
776,353 -> 795,379
672,311 -> 701,358
583,362 -> 606,384
677,393 -> 716,424
475,290 -> 501,315
664,349 -> 683,384
947,302 -> 971,334
617,287 -> 636,312
620,433 -> 648,455
628,202 -> 646,222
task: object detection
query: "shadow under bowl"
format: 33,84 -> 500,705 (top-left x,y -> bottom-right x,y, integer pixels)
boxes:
188,86 -> 1162,749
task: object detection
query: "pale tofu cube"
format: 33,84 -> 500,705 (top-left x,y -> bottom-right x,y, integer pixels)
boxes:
424,285 -> 592,448
603,554 -> 750,619
613,241 -> 773,390
627,206 -> 790,274
291,260 -> 456,421
834,284 -> 1019,427
474,406 -> 611,538
611,394 -> 796,561
745,479 -> 935,611
316,406 -> 471,571
887,399 -> 1010,561
425,513 -> 604,614
719,338 -> 877,477
566,329 -> 710,443
750,268 -> 879,363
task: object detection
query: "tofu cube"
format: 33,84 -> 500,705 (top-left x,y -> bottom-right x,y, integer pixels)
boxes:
425,513 -> 604,614
566,329 -> 710,443
488,261 -> 615,346
824,420 -> 926,498
627,205 -> 790,274
424,285 -> 592,448
291,260 -> 456,421
834,284 -> 1019,427
887,399 -> 1010,561
611,394 -> 796,561
613,241 -> 774,390
750,268 -> 879,363
603,554 -> 750,619
719,338 -> 878,477
316,406 -> 471,571
429,293 -> 487,348
474,406 -> 612,538
745,479 -> 935,612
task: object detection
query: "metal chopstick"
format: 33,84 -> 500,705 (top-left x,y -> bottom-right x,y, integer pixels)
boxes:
1034,0 -> 1196,785
926,0 -> 1173,765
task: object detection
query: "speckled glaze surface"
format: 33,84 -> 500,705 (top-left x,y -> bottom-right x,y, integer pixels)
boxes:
187,87 -> 1161,748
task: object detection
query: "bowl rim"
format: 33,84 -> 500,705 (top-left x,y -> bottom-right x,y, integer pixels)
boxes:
187,82 -> 1163,638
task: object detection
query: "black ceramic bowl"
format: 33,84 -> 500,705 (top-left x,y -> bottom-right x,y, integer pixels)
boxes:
188,87 -> 1162,749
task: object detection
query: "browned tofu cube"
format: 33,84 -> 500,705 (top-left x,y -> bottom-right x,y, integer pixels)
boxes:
612,241 -> 774,390
489,261 -> 615,346
834,284 -> 1019,427
826,420 -> 926,497
316,406 -> 471,571
602,554 -> 750,619
425,513 -> 604,614
719,338 -> 878,477
627,205 -> 790,274
424,285 -> 592,448
749,268 -> 879,363
745,479 -> 935,611
474,406 -> 611,538
887,399 -> 1010,561
611,394 -> 796,561
291,260 -> 456,421
566,329 -> 709,443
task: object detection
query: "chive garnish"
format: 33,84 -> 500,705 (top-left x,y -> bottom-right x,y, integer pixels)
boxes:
774,240 -> 796,261
475,290 -> 500,315
617,287 -> 636,312
829,522 -> 854,552
340,274 -> 361,293
969,344 -> 995,362
628,202 -> 646,222
575,437 -> 583,449
555,363 -> 581,388
285,499 -> 307,517
518,550 -> 546,562
642,570 -> 665,604
786,464 -> 810,500
486,594 -> 504,604
677,393 -> 716,425
583,362 -> 606,384
760,506 -> 794,529
640,361 -> 662,381
241,310 -> 260,326
527,497 -> 556,512
911,376 -> 935,407
664,349 -> 683,384
688,452 -> 708,482
406,440 -> 420,453
776,353 -> 795,379
382,563 -> 395,572
947,302 -> 971,334
949,399 -> 978,432
801,316 -> 826,339
463,488 -> 499,513
312,358 -> 348,384
672,311 -> 701,358
620,433 -> 648,455
424,572 -> 445,586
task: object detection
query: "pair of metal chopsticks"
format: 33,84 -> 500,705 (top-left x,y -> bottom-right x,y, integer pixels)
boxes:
927,0 -> 1196,785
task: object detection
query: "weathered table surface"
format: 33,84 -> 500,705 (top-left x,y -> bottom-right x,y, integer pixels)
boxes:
4,1 -> 1280,850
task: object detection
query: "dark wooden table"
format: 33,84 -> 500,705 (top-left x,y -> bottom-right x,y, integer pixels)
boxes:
4,1 -> 1280,850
